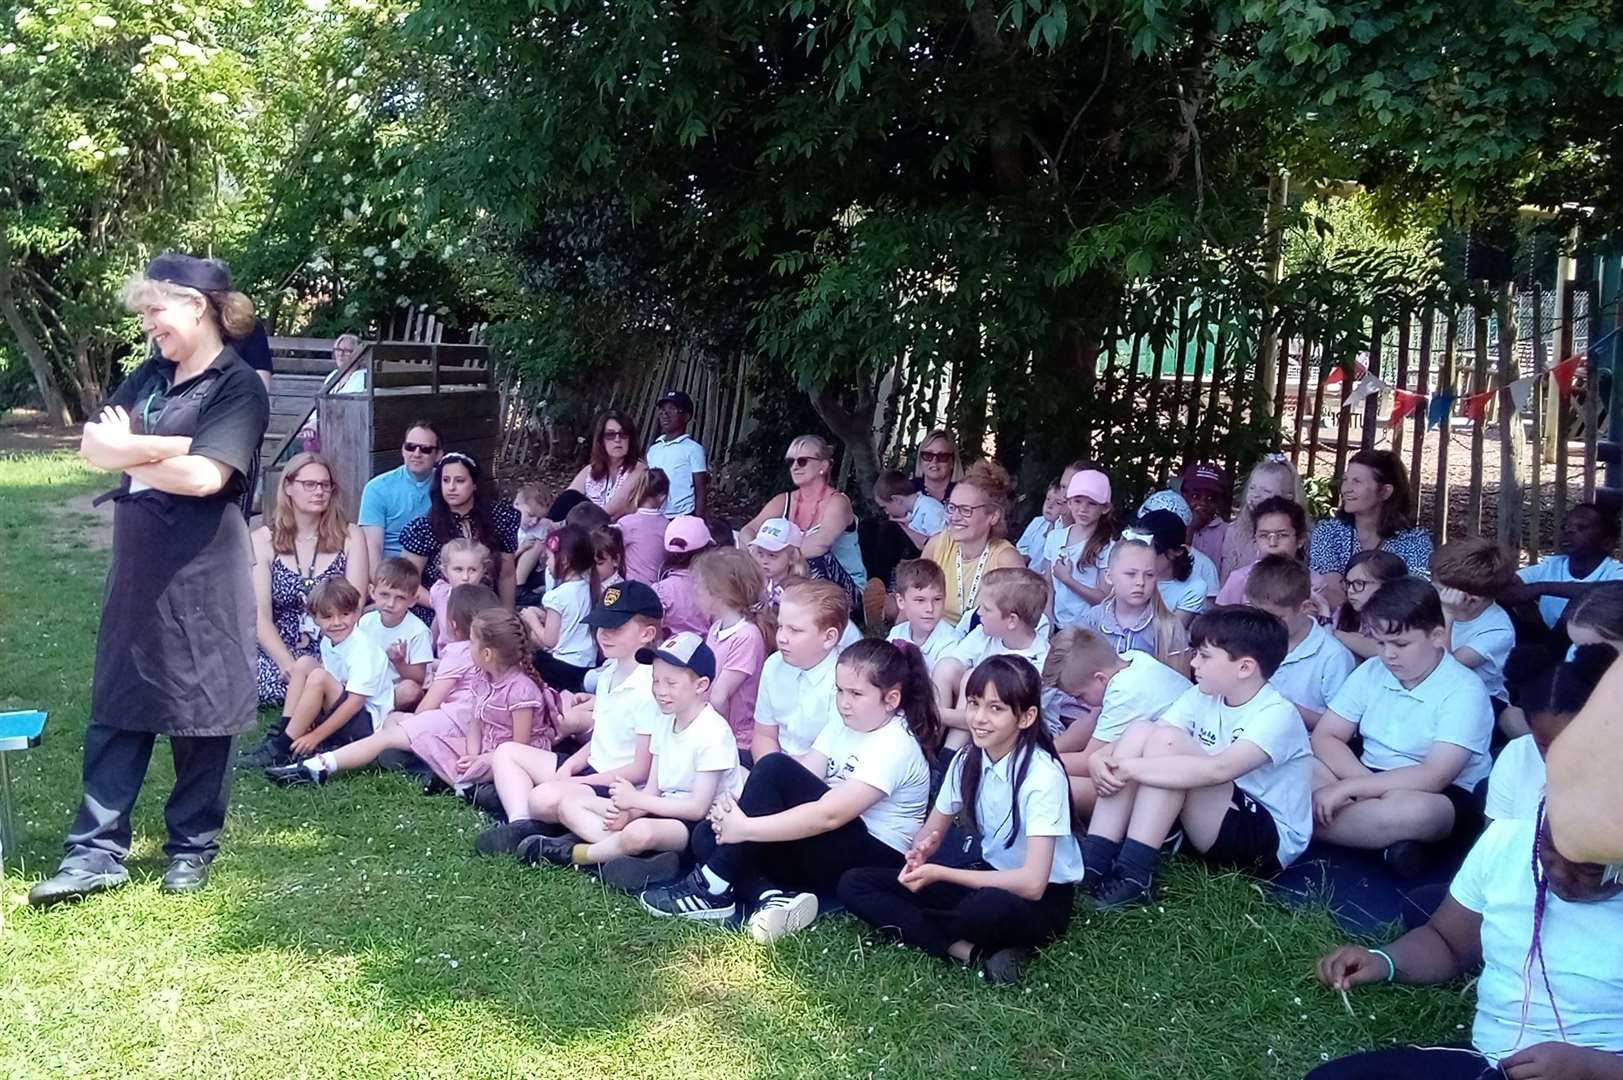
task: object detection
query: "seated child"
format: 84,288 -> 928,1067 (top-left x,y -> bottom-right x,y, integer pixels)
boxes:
527,632 -> 741,889
268,606 -> 554,789
357,556 -> 434,710
874,468 -> 949,554
1219,455 -> 1305,582
751,579 -> 845,762
1310,577 -> 1494,874
1179,461 -> 1231,572
1485,643 -> 1615,824
1309,815 -> 1623,1080
1214,496 -> 1323,607
477,582 -> 665,854
1038,469 -> 1116,628
1016,481 -> 1066,562
615,467 -> 670,585
254,578 -> 394,766
885,558 -> 964,667
520,523 -> 600,693
1431,537 -> 1517,711
641,639 -> 939,937
1049,627 -> 1191,814
1078,538 -> 1190,673
747,517 -> 811,609
1502,502 -> 1623,636
654,515 -> 714,636
694,547 -> 772,750
934,568 -> 1051,740
1134,509 -> 1209,624
429,537 -> 491,654
513,481 -> 554,594
1243,555 -> 1356,729
591,524 -> 626,589
1330,549 -> 1408,660
1080,606 -> 1312,909
839,655 -> 1084,984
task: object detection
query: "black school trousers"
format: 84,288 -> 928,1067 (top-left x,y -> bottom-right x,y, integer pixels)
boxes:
1305,1045 -> 1494,1079
690,752 -> 904,900
837,865 -> 1075,958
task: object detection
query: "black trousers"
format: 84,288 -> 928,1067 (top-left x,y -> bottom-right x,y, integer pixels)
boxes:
691,753 -> 904,901
858,518 -> 920,589
532,650 -> 591,694
60,722 -> 236,873
837,865 -> 1075,958
1305,1045 -> 1494,1079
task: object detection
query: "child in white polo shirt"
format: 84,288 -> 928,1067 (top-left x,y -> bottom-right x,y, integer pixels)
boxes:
1243,555 -> 1356,729
839,654 -> 1084,984
1431,538 -> 1517,711
1080,607 -> 1313,909
934,568 -> 1051,742
751,578 -> 847,763
1310,578 -> 1494,877
885,558 -> 963,669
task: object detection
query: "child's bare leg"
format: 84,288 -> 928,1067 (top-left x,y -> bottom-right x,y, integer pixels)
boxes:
281,654 -> 323,724
286,669 -> 341,738
1068,775 -> 1098,820
580,817 -> 690,864
1120,727 -> 1226,850
528,778 -> 587,823
324,725 -> 413,771
393,679 -> 424,710
556,790 -> 614,843
1316,790 -> 1454,849
491,743 -> 559,820
1082,721 -> 1159,842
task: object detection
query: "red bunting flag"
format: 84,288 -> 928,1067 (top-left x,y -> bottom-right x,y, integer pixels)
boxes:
1549,355 -> 1583,398
1387,389 -> 1426,428
1461,387 -> 1494,423
1324,361 -> 1368,387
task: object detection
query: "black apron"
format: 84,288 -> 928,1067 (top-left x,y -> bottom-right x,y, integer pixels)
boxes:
91,348 -> 264,737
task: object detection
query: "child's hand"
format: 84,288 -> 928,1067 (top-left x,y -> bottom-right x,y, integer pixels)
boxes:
903,827 -> 942,872
708,794 -> 750,843
1315,946 -> 1390,991
454,753 -> 478,775
386,640 -> 408,663
517,538 -> 538,554
1314,782 -> 1356,826
609,777 -> 639,811
898,861 -> 943,892
1089,752 -> 1125,797
518,607 -> 546,644
289,732 -> 322,758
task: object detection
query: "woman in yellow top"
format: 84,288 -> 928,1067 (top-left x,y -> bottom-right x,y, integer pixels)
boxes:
920,458 -> 1027,628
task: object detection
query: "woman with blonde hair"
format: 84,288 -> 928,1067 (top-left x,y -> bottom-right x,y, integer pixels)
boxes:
252,452 -> 369,704
739,434 -> 868,616
920,458 -> 1027,628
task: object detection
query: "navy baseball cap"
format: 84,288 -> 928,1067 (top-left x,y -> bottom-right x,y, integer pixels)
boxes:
584,581 -> 663,629
635,631 -> 716,680
656,389 -> 694,413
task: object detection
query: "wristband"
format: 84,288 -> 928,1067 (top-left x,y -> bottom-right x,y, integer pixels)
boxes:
1369,948 -> 1397,983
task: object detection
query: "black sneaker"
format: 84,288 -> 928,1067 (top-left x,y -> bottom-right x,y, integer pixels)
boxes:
1382,840 -> 1435,881
1089,874 -> 1153,911
516,833 -> 579,867
979,947 -> 1032,985
474,820 -> 546,856
264,762 -> 326,787
466,782 -> 505,819
596,851 -> 682,893
639,869 -> 736,921
1080,862 -> 1108,898
236,734 -> 289,770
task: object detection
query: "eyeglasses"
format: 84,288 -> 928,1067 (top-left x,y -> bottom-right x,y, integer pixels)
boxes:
785,456 -> 823,469
1255,530 -> 1297,543
403,441 -> 439,454
602,428 -> 628,442
289,479 -> 334,493
945,502 -> 988,519
919,450 -> 955,464
1346,578 -> 1375,593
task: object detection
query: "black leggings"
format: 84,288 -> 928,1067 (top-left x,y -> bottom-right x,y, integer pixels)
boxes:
532,650 -> 591,693
1305,1045 -> 1494,1079
836,865 -> 1075,958
691,753 -> 904,901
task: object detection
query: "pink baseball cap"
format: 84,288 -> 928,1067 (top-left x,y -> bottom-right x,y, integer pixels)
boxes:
1067,469 -> 1112,504
663,515 -> 713,553
750,517 -> 805,552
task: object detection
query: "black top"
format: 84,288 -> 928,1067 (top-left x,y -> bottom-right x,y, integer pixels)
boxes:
230,319 -> 274,373
400,501 -> 522,587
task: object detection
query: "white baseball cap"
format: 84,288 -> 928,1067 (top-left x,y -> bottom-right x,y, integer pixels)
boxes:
750,517 -> 805,552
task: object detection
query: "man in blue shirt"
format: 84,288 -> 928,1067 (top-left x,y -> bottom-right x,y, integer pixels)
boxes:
358,421 -> 441,567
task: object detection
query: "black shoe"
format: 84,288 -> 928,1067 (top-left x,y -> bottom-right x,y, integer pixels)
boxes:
466,782 -> 505,820
639,869 -> 736,921
1080,863 -> 1108,898
1089,874 -> 1153,912
474,819 -> 546,856
1382,840 -> 1436,881
264,762 -> 326,787
596,851 -> 681,893
161,856 -> 210,895
27,865 -> 130,908
980,947 -> 1032,985
236,734 -> 290,770
516,833 -> 579,867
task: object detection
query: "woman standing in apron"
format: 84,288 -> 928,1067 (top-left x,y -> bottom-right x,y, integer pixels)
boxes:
29,253 -> 270,907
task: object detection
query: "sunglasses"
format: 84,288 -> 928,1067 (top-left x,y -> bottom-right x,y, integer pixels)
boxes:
919,450 -> 955,464
602,429 -> 628,442
786,456 -> 824,469
403,440 -> 439,454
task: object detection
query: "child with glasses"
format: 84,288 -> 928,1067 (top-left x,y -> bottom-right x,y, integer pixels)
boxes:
1331,549 -> 1409,660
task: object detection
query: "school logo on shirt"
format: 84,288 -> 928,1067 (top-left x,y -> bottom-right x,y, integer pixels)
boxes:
1197,725 -> 1219,748
602,586 -> 622,607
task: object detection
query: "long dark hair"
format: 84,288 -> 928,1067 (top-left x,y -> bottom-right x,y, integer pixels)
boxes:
588,408 -> 642,482
548,523 -> 602,607
427,452 -> 499,549
838,638 -> 941,752
1338,448 -> 1415,537
955,655 -> 1059,850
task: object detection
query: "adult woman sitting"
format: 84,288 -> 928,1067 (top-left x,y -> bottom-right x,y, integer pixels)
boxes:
859,429 -> 962,613
920,458 -> 1026,628
913,428 -> 962,503
253,452 -> 369,704
400,452 -> 520,607
739,434 -> 869,614
1309,448 -> 1433,610
563,409 -> 647,519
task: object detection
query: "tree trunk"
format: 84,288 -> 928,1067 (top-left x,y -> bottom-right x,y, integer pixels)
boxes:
0,268 -> 73,426
810,380 -> 881,505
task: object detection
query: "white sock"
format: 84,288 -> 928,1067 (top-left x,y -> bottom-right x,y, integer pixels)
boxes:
700,865 -> 731,895
307,753 -> 337,775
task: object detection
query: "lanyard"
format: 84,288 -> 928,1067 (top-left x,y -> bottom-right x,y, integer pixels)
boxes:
954,542 -> 992,616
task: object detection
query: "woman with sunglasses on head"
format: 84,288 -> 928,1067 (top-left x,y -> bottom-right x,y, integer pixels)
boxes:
858,431 -> 965,622
919,458 -> 1027,629
563,409 -> 648,520
252,452 -> 368,705
400,452 -> 522,608
739,435 -> 869,617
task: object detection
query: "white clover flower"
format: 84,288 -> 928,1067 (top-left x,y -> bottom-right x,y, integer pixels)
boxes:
150,32 -> 175,46
91,14 -> 115,28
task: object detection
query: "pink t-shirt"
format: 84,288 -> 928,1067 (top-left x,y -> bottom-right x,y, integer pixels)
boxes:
1216,558 -> 1328,607
654,569 -> 709,635
469,667 -> 551,754
428,639 -> 479,725
429,579 -> 454,653
616,510 -> 668,584
1191,517 -> 1229,572
705,618 -> 767,747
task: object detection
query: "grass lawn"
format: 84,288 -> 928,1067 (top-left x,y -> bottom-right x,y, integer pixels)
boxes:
0,450 -> 1472,1079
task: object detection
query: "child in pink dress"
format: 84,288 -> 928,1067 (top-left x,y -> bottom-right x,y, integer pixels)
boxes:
693,546 -> 772,750
430,538 -> 491,653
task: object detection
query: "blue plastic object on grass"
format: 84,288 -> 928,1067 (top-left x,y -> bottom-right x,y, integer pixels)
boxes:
0,710 -> 48,874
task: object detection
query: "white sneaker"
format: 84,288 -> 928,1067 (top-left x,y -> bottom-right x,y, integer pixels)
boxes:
748,891 -> 818,944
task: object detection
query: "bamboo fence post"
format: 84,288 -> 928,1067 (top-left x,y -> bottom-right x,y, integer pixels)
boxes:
1409,312 -> 1432,504
1270,317 -> 1294,448
1467,292 -> 1491,534
1392,312 -> 1412,456
1436,313 -> 1457,541
1361,315 -> 1385,451
1496,283 -> 1524,550
1582,280 -> 1602,502
1292,335 -> 1314,467
1556,282 -> 1574,532
1307,338 -> 1331,479
1529,288 -> 1546,559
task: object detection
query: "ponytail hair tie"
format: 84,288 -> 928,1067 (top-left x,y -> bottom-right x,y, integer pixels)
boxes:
1262,451 -> 1289,464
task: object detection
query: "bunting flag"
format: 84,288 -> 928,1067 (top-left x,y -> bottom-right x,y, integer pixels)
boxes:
1323,361 -> 1368,386
1341,370 -> 1383,411
1461,387 -> 1494,423
1506,375 -> 1537,414
1550,355 -> 1583,398
1388,389 -> 1427,428
1427,392 -> 1455,430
